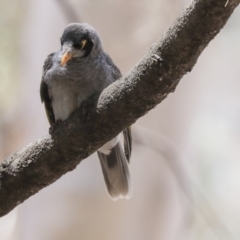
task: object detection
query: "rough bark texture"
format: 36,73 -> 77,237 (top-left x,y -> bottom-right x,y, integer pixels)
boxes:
0,0 -> 239,217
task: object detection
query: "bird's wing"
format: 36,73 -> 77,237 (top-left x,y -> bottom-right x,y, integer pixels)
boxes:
105,53 -> 132,162
123,127 -> 132,163
40,53 -> 55,126
104,53 -> 122,82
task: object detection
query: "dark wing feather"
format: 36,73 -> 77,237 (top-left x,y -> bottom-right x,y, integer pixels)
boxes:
40,53 -> 55,126
105,53 -> 132,162
123,127 -> 132,162
104,53 -> 122,81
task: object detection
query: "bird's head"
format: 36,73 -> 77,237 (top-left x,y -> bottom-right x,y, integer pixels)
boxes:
60,23 -> 102,66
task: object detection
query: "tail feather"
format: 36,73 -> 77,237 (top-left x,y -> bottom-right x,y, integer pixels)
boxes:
97,142 -> 132,200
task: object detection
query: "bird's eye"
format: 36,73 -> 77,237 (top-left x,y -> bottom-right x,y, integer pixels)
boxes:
73,40 -> 87,50
80,40 -> 87,49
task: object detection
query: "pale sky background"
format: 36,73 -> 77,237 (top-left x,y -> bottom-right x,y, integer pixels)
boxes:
1,1 -> 240,240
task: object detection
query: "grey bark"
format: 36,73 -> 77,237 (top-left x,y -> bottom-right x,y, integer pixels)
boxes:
0,0 -> 239,217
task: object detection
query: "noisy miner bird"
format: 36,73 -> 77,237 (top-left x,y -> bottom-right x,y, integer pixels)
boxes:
40,23 -> 132,200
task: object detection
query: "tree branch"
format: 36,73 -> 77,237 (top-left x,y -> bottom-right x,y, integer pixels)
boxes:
0,0 -> 239,217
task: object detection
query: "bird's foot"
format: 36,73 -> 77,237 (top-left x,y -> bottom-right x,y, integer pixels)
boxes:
49,119 -> 62,134
80,94 -> 98,123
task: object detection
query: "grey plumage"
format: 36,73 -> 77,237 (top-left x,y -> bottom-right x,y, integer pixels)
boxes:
40,23 -> 132,200
98,142 -> 130,199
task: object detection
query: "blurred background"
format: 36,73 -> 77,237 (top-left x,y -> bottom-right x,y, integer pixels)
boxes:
0,0 -> 240,239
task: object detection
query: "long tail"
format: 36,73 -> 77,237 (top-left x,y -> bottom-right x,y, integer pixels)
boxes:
97,141 -> 132,200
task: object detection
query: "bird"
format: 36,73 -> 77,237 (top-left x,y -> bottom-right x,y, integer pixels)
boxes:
40,23 -> 132,200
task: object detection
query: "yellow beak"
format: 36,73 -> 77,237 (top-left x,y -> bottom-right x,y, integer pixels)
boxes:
61,52 -> 73,66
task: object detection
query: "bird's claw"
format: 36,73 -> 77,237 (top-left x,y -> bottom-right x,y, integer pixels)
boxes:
49,119 -> 62,134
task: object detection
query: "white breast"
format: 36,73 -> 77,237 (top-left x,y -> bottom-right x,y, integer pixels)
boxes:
51,84 -> 79,121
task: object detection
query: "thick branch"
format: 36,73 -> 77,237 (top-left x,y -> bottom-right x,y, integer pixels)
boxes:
0,0 -> 239,217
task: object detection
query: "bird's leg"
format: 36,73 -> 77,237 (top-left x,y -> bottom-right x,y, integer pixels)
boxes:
49,119 -> 62,134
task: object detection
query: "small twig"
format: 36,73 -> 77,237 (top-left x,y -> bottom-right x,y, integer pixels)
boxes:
134,127 -> 235,240
225,0 -> 230,7
55,0 -> 81,23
